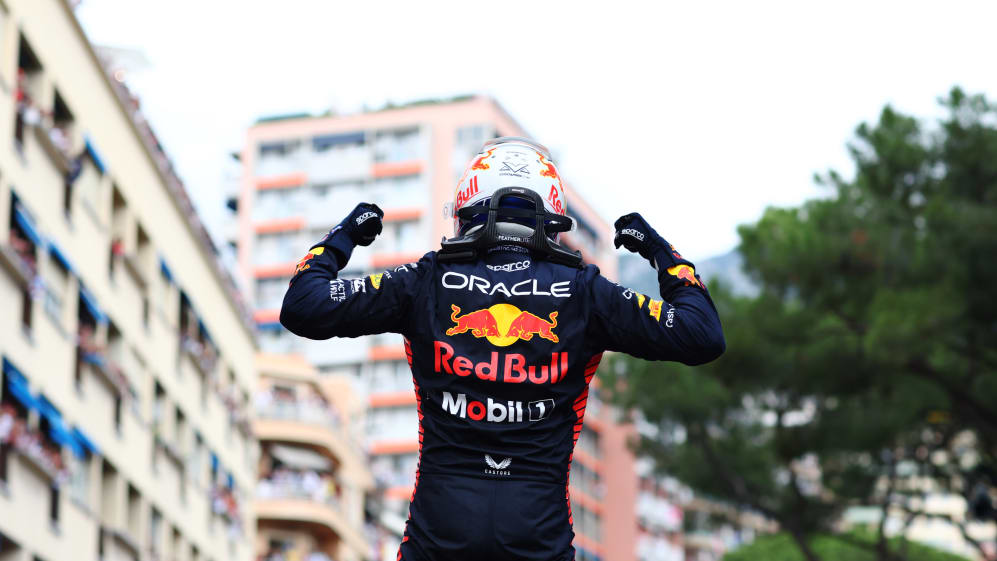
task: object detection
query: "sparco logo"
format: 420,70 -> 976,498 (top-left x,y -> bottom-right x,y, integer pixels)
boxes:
484,454 -> 512,476
441,391 -> 554,424
621,228 -> 644,241
487,260 -> 530,272
355,211 -> 377,225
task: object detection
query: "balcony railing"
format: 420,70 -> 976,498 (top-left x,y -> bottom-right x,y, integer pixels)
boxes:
0,406 -> 67,483
78,330 -> 137,402
211,485 -> 244,535
255,396 -> 341,429
256,470 -> 342,509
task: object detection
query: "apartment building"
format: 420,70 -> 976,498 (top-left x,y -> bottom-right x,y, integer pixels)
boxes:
234,96 -> 639,561
0,1 -> 257,561
254,354 -> 373,561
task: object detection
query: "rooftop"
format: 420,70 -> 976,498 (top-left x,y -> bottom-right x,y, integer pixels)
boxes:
254,94 -> 481,125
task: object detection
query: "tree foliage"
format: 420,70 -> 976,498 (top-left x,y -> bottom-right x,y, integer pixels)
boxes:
723,532 -> 970,561
605,88 -> 997,561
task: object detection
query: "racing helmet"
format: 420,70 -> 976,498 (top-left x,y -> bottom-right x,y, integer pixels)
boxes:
448,137 -> 569,240
439,137 -> 581,267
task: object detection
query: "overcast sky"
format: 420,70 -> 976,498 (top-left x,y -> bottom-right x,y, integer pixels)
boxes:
76,1 -> 997,259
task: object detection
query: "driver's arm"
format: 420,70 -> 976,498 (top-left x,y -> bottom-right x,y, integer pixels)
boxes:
586,213 -> 725,364
279,203 -> 429,339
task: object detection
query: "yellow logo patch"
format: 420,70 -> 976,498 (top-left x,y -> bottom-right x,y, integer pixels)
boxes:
648,299 -> 663,321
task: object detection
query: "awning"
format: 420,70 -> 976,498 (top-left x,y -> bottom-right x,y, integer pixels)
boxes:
84,135 -> 107,174
256,321 -> 282,331
2,357 -> 39,412
36,395 -> 82,457
312,131 -> 364,150
71,426 -> 101,457
13,202 -> 42,246
270,444 -> 332,472
210,452 -> 219,474
197,319 -> 213,345
79,286 -> 108,324
226,472 -> 234,489
48,242 -> 75,274
159,257 -> 173,284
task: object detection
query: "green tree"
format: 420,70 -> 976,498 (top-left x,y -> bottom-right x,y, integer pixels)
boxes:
723,532 -> 970,561
605,89 -> 997,561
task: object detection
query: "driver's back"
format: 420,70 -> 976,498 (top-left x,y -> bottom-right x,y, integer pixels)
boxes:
282,243 -> 724,561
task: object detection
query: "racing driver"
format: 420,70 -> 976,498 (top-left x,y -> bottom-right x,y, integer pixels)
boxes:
280,137 -> 725,561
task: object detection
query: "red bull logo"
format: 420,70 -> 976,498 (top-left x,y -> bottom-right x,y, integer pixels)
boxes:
455,176 -> 480,209
471,148 -> 496,170
434,341 -> 568,384
293,246 -> 324,275
447,304 -> 559,345
666,264 -> 703,289
537,153 -> 558,179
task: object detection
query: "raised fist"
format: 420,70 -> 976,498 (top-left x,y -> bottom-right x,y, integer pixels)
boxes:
337,202 -> 384,247
613,212 -> 665,262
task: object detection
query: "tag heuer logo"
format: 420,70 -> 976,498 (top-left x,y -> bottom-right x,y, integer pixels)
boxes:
484,454 -> 512,476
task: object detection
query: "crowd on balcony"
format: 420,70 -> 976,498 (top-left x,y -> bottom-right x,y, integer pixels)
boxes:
259,543 -> 333,561
0,403 -> 67,483
257,466 -> 341,507
75,323 -> 137,402
15,69 -> 85,177
254,386 -> 341,429
369,455 -> 417,490
210,484 -> 244,537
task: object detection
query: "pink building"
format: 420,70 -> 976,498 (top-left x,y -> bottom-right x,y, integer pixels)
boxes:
236,95 -> 637,561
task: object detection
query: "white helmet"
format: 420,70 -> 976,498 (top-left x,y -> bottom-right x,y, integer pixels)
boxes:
448,137 -> 569,239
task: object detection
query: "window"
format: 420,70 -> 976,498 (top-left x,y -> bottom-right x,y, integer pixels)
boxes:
0,440 -> 8,484
112,395 -> 122,434
258,139 -> 300,158
126,484 -> 141,540
110,186 -> 126,278
189,432 -> 204,485
169,527 -> 181,560
175,407 -> 186,448
43,246 -> 71,329
99,460 -> 117,526
149,507 -> 162,555
153,382 -> 166,430
14,34 -> 44,151
76,289 -> 100,390
48,484 -> 60,527
9,193 -> 39,332
373,128 -> 421,163
54,91 -> 79,215
67,447 -> 93,507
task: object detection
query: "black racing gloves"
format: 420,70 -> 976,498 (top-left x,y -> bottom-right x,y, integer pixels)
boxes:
614,212 -> 705,295
313,203 -> 384,268
336,202 -> 384,246
613,213 -> 668,263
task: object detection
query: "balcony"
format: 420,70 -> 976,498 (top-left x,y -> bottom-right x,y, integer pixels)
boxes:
0,227 -> 38,287
211,484 -> 245,535
78,331 -> 137,402
255,493 -> 367,558
179,334 -> 219,378
0,406 -> 67,483
255,396 -> 356,464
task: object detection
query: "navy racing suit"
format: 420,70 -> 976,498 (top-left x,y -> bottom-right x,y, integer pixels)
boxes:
280,230 -> 725,561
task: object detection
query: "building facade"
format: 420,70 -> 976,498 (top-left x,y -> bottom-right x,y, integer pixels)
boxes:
0,1 -> 257,561
234,96 -> 638,561
253,354 -> 373,561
